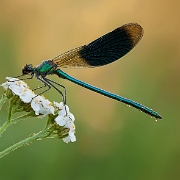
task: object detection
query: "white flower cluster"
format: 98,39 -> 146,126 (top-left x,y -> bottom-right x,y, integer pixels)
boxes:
1,77 -> 54,116
54,102 -> 76,143
1,77 -> 76,143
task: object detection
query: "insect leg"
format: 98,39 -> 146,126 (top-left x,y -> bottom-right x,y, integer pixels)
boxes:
42,77 -> 66,104
13,73 -> 34,80
35,76 -> 51,96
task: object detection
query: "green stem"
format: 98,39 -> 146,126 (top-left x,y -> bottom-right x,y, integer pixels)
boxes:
11,112 -> 34,124
0,112 -> 32,136
0,120 -> 11,136
0,94 -> 7,111
7,101 -> 14,122
0,128 -> 51,158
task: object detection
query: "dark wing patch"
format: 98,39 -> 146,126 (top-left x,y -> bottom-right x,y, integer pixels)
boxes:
52,23 -> 143,68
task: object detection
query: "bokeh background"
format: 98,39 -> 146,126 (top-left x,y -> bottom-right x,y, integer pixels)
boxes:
0,0 -> 180,179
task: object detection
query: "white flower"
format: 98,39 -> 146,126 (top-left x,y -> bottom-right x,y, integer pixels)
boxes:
54,102 -> 76,143
20,89 -> 35,103
1,77 -> 55,117
6,77 -> 20,81
63,120 -> 76,143
54,102 -> 64,110
31,96 -> 54,117
54,102 -> 69,115
54,104 -> 75,126
1,78 -> 77,142
63,132 -> 76,143
5,77 -> 29,89
54,103 -> 74,126
1,77 -> 35,103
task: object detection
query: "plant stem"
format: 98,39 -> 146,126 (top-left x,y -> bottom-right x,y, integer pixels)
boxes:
11,112 -> 34,124
0,94 -> 7,111
0,128 -> 51,158
0,120 -> 11,136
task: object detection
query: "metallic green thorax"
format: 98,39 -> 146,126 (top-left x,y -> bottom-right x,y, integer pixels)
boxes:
34,60 -> 57,77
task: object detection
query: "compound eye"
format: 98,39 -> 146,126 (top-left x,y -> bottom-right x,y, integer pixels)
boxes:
22,64 -> 33,75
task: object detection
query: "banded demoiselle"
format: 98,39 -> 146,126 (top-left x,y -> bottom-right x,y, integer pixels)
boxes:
17,23 -> 162,119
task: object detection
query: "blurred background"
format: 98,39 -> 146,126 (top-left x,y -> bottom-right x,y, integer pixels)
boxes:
0,0 -> 180,179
